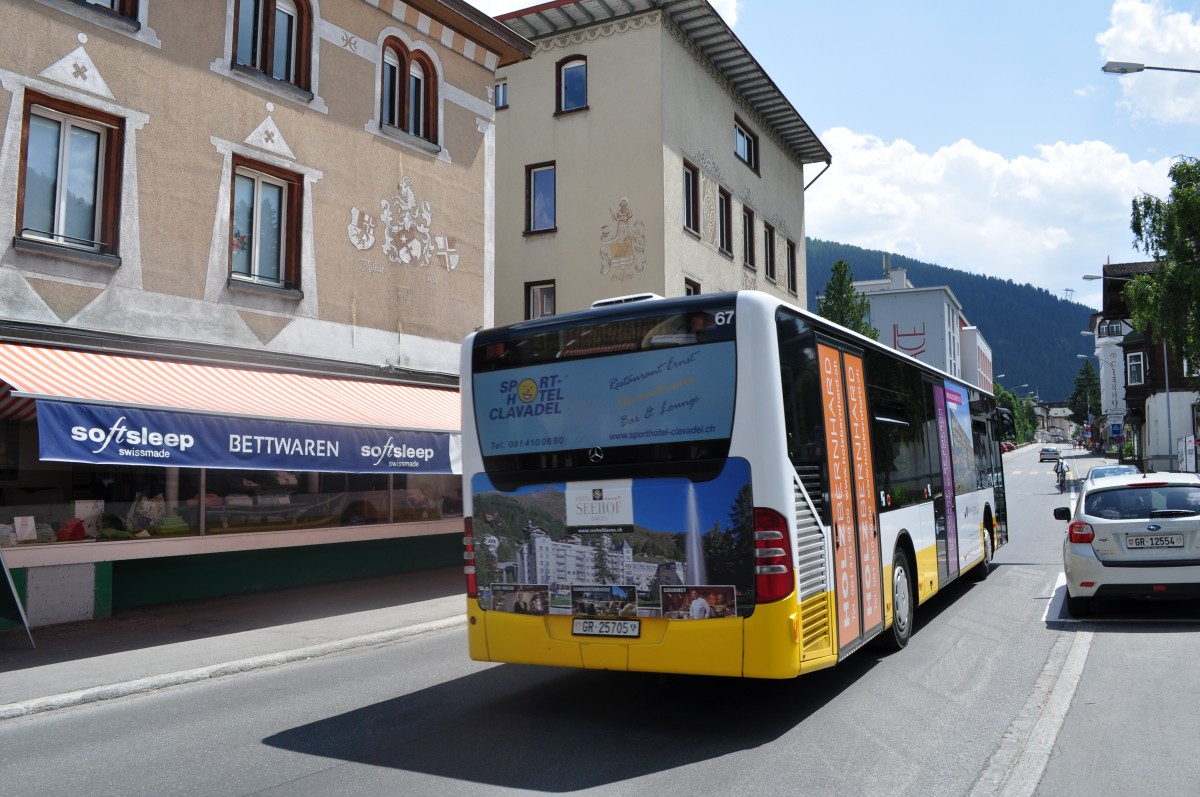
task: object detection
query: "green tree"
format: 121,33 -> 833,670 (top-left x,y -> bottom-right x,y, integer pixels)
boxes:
995,382 -> 1036,442
816,259 -> 880,340
1129,157 -> 1200,372
1067,360 -> 1101,426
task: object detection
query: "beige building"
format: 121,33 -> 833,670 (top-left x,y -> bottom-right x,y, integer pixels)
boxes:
0,0 -> 530,626
491,0 -> 830,324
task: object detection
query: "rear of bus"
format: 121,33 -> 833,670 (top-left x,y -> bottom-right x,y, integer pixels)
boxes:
460,293 -> 811,678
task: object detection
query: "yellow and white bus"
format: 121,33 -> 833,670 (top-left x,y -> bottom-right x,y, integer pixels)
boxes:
461,291 -> 1010,679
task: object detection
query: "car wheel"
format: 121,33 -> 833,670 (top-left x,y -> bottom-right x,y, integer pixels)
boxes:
880,548 -> 914,650
971,529 -> 992,582
1067,595 -> 1091,618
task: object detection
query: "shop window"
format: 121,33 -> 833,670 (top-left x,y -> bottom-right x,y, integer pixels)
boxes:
230,155 -> 302,289
526,280 -> 555,319
556,56 -> 587,113
16,92 -> 124,260
0,460 -> 463,544
526,162 -> 556,233
381,37 -> 439,144
233,0 -> 312,90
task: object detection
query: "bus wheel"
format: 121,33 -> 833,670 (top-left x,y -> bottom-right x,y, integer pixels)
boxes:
882,548 -> 914,650
970,529 -> 992,582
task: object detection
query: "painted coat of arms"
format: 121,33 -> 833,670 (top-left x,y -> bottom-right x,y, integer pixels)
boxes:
347,175 -> 459,271
600,197 -> 646,278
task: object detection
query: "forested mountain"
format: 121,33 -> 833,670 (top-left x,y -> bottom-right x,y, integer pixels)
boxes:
805,239 -> 1096,402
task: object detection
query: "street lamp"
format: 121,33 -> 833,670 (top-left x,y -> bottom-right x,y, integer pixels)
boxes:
1101,61 -> 1200,75
1083,272 -> 1173,469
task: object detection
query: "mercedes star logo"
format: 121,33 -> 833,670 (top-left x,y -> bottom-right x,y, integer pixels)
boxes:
588,447 -> 604,463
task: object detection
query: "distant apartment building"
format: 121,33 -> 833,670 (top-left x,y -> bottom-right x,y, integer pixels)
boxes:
852,268 -> 995,389
491,0 -> 830,324
0,0 -> 531,626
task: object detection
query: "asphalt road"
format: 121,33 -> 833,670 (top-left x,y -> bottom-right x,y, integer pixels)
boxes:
1,444 -> 1197,797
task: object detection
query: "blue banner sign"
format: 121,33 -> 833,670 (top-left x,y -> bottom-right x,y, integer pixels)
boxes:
36,400 -> 459,474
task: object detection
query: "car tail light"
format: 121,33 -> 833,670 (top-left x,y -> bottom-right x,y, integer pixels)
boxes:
463,517 -> 478,598
754,508 -> 794,603
1068,520 -> 1094,544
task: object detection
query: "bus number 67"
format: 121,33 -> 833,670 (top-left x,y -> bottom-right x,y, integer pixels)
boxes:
714,311 -> 735,326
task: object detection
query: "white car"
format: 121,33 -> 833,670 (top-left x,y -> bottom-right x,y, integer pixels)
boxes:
1084,464 -> 1140,483
1054,473 -> 1200,617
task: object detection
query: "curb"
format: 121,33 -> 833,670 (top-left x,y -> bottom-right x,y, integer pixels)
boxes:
0,615 -> 465,721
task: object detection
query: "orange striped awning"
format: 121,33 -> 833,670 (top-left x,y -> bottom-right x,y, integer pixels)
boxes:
0,342 -> 460,433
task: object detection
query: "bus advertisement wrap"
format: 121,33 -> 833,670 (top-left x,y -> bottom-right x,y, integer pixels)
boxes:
471,458 -> 752,618
472,342 -> 735,455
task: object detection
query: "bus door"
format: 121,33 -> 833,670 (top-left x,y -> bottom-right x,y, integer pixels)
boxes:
817,340 -> 884,656
927,378 -> 960,584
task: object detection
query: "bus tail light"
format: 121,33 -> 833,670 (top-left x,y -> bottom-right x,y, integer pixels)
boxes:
1068,521 -> 1094,544
464,517 -> 478,598
754,507 -> 794,603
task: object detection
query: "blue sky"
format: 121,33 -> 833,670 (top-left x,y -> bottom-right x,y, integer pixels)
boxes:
475,1 -> 1200,309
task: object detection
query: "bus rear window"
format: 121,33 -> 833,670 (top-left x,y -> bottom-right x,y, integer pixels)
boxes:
471,302 -> 737,479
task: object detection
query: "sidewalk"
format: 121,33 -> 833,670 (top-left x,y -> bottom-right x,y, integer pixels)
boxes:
0,565 -> 465,720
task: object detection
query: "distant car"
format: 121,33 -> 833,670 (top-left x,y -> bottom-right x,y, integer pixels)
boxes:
1039,446 -> 1060,462
1000,442 -> 1015,453
1085,464 -> 1141,482
1053,472 -> 1200,617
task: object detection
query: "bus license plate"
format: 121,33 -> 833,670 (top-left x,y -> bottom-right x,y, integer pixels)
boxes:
1126,534 -> 1184,549
572,618 -> 640,638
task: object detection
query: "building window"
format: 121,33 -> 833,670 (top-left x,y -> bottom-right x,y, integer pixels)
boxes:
683,161 -> 699,234
763,223 -> 776,281
17,92 -> 124,255
556,56 -> 587,113
494,79 -> 508,109
1127,351 -> 1145,386
1098,319 -> 1123,337
742,207 -> 755,269
230,156 -> 301,288
786,240 -> 798,295
81,0 -> 138,18
381,38 -> 438,143
684,278 -> 701,296
234,0 -> 312,90
526,162 -> 556,233
734,116 -> 758,171
526,280 -> 555,319
717,187 -> 731,254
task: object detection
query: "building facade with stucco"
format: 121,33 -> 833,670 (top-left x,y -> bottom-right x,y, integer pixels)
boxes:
491,0 -> 830,324
0,0 -> 531,627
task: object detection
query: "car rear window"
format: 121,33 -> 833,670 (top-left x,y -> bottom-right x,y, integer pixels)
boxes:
1084,485 -> 1200,520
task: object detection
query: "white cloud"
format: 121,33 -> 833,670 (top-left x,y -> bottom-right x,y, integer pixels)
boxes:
1097,0 -> 1200,123
804,128 -> 1172,305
